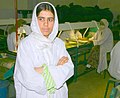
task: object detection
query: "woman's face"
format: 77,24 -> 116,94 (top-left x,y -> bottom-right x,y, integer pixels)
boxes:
37,10 -> 54,37
99,21 -> 105,30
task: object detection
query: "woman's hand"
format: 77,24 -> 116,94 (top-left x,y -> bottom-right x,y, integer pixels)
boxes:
57,56 -> 68,66
89,37 -> 93,41
34,66 -> 44,74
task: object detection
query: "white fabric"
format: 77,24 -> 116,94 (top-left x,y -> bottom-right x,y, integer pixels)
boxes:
59,30 -> 71,41
23,25 -> 32,35
91,19 -> 113,73
14,2 -> 74,98
86,64 -> 91,68
7,32 -> 21,51
59,30 -> 82,41
7,32 -> 16,51
7,25 -> 31,51
108,41 -> 120,80
76,30 -> 82,39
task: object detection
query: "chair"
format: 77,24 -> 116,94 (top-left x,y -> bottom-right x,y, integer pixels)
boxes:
4,65 -> 15,80
104,77 -> 120,98
109,87 -> 118,98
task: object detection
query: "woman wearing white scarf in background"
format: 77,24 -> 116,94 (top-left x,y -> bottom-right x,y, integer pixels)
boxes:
86,19 -> 113,73
14,2 -> 74,98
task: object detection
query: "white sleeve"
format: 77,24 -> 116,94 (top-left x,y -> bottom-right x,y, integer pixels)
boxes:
14,41 -> 47,95
93,29 -> 111,45
49,41 -> 74,89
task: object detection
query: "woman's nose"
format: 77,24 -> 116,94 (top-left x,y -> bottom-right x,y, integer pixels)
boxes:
44,19 -> 48,26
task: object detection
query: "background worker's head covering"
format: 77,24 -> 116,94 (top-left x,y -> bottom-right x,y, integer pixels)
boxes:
30,2 -> 58,42
9,19 -> 27,34
100,19 -> 109,28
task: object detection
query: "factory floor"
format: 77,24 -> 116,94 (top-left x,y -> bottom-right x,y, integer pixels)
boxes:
68,67 -> 113,98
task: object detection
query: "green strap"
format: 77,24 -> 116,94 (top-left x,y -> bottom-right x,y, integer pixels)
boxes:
42,64 -> 56,94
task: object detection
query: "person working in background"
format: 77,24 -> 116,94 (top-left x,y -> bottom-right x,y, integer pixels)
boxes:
86,19 -> 113,73
14,2 -> 74,98
108,41 -> 120,80
59,30 -> 82,41
7,19 -> 31,51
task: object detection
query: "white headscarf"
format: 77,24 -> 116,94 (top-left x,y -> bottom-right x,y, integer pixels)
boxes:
30,2 -> 58,42
29,2 -> 59,65
100,19 -> 109,28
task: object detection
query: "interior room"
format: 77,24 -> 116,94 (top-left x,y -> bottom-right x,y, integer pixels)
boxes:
0,0 -> 120,98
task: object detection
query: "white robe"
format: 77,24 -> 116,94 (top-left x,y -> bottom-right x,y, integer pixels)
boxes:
91,19 -> 113,73
7,32 -> 21,51
108,41 -> 120,80
7,32 -> 16,51
14,34 -> 74,98
14,2 -> 74,98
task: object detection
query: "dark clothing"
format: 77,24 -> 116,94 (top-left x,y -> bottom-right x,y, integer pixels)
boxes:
87,45 -> 100,68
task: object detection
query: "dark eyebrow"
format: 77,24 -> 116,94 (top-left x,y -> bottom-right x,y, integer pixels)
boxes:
37,16 -> 54,18
37,16 -> 44,18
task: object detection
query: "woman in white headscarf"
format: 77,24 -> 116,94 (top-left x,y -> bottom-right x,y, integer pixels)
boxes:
86,19 -> 113,73
14,2 -> 74,98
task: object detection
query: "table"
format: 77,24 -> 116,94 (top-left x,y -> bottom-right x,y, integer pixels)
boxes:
66,40 -> 93,82
0,52 -> 15,80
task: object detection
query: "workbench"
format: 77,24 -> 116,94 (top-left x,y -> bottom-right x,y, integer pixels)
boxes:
66,40 -> 93,82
